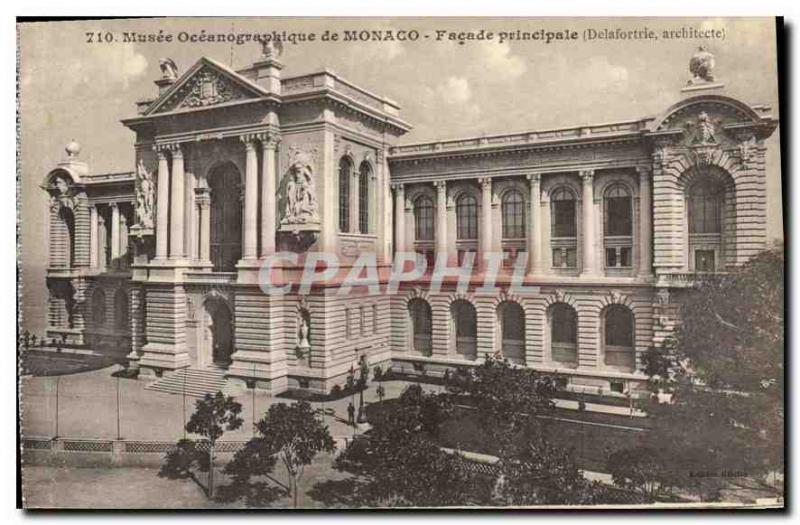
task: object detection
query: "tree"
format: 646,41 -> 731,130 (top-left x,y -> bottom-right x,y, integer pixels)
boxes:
226,401 -> 335,507
615,246 -> 784,500
159,391 -> 243,499
606,447 -> 679,502
333,385 -> 480,506
446,357 -> 557,447
495,430 -> 600,505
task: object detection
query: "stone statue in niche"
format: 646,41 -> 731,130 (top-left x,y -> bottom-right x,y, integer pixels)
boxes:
281,147 -> 320,227
135,159 -> 155,229
295,311 -> 311,365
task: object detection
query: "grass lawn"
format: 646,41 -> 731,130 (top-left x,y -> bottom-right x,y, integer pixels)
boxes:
20,350 -> 122,376
366,399 -> 646,473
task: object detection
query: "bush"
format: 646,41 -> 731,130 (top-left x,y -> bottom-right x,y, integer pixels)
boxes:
373,365 -> 383,382
330,384 -> 342,398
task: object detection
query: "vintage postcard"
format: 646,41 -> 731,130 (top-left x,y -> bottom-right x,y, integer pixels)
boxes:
17,17 -> 784,509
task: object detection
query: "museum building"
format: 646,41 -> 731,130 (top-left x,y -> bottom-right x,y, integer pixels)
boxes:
40,45 -> 778,397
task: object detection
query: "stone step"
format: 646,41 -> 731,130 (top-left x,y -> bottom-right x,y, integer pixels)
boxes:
145,367 -> 230,398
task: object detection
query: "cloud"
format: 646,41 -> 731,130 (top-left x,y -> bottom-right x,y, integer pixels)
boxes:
77,44 -> 149,90
579,56 -> 629,92
440,76 -> 472,104
475,41 -> 526,79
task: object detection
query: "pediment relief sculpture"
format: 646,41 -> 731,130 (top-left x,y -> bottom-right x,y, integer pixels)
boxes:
158,67 -> 251,112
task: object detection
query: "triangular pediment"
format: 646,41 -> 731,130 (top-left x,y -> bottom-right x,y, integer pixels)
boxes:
145,57 -> 268,116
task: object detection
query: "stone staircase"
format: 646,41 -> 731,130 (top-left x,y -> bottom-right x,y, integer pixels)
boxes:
145,366 -> 230,398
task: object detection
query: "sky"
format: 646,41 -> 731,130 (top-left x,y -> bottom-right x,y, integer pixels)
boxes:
18,17 -> 783,334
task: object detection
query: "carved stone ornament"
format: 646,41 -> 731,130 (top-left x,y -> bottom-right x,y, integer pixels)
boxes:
48,173 -> 77,211
737,133 -> 758,169
280,147 -> 320,228
134,159 -> 155,229
688,45 -> 715,85
161,68 -> 249,112
159,58 -> 179,81
260,37 -> 284,59
692,112 -> 717,145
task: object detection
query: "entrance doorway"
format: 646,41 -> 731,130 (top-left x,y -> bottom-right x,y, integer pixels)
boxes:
201,296 -> 233,368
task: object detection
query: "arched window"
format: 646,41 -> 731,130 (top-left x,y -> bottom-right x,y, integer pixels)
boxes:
58,207 -> 76,268
92,288 -> 106,327
114,289 -> 129,331
414,195 -> 434,241
604,185 -> 632,236
550,187 -> 577,268
408,298 -> 432,356
339,157 -> 352,232
502,190 -> 526,239
208,163 -> 242,271
604,185 -> 633,268
551,187 -> 576,238
549,303 -> 577,367
687,178 -> 724,272
603,305 -> 635,372
498,302 -> 525,364
451,300 -> 477,360
456,194 -> 478,240
358,162 -> 371,234
688,179 -> 722,234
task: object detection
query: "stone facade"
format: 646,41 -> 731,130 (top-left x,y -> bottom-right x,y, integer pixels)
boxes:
41,47 -> 778,398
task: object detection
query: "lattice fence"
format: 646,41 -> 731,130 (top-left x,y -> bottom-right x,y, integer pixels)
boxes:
62,439 -> 113,452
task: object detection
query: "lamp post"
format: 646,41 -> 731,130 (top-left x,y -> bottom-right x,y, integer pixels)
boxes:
54,375 -> 60,439
116,371 -> 121,440
252,363 -> 257,438
357,358 -> 369,424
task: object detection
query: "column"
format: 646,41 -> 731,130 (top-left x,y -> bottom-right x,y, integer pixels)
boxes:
393,184 -> 405,253
98,215 -> 107,271
184,169 -> 195,261
242,136 -> 258,260
197,191 -> 211,263
527,173 -> 542,276
479,177 -> 492,267
260,134 -> 279,257
638,166 -> 653,278
110,202 -> 120,262
155,149 -> 169,259
169,145 -> 185,259
119,215 -> 129,262
89,205 -> 98,268
435,181 -> 447,257
580,169 -> 597,276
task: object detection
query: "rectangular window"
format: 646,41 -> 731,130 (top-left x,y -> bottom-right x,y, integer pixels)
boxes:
553,248 -> 577,268
606,248 -> 617,268
620,247 -> 631,267
695,250 -> 716,272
